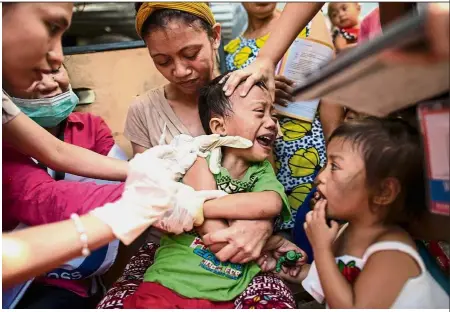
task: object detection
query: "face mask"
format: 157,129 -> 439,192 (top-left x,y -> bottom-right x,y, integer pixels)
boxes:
10,90 -> 79,128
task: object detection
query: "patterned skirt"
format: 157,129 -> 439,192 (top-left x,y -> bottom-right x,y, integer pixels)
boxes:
97,243 -> 296,309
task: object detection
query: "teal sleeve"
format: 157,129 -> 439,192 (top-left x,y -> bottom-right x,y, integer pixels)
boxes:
251,160 -> 291,222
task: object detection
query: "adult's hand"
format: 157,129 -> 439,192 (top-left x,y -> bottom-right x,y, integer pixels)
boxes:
256,235 -> 308,277
202,219 -> 273,264
196,219 -> 229,253
274,75 -> 295,107
381,3 -> 449,64
221,57 -> 276,101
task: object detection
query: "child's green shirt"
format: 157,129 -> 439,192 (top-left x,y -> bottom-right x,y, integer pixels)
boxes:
143,159 -> 290,301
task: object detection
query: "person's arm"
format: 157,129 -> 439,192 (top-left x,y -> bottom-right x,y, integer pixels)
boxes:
223,3 -> 324,98
2,214 -> 115,289
124,96 -> 153,157
3,146 -> 124,226
257,2 -> 325,67
3,112 -> 128,181
319,99 -> 345,141
91,114 -> 116,156
202,219 -> 274,263
203,192 -> 282,220
334,33 -> 353,52
196,219 -> 229,253
131,142 -> 148,156
183,157 -> 229,252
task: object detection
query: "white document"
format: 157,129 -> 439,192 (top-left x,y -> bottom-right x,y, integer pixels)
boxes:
275,38 -> 334,122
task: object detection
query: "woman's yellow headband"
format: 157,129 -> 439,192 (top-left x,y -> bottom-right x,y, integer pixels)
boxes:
135,2 -> 216,38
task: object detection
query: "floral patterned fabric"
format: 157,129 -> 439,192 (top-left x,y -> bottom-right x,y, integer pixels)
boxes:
224,23 -> 327,231
234,273 -> 296,309
224,27 -> 309,71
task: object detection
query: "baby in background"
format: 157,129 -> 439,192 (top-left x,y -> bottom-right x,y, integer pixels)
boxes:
123,73 -> 297,309
328,2 -> 361,52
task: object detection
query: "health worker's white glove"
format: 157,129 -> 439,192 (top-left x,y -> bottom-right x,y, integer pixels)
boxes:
154,184 -> 228,235
170,133 -> 253,175
90,145 -> 195,245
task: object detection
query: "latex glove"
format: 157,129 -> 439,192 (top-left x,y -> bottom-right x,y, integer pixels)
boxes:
90,145 -> 193,245
155,185 -> 228,234
159,133 -> 252,180
189,134 -> 253,174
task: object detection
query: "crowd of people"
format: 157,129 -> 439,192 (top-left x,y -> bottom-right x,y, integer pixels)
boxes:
2,2 -> 449,309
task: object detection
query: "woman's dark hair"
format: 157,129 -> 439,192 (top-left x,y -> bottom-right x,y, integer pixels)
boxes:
329,117 -> 426,223
135,3 -> 213,39
198,72 -> 267,134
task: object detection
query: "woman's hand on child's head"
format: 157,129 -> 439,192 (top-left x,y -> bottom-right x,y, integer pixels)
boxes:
221,57 -> 276,101
304,199 -> 339,251
274,75 -> 295,107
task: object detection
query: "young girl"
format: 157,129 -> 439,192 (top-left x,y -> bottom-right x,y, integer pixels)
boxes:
260,117 -> 449,308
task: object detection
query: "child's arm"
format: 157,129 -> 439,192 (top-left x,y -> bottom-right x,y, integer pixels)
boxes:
306,200 -> 421,308
196,219 -> 229,253
184,157 -> 287,220
204,160 -> 289,221
182,156 -> 217,190
203,192 -> 282,220
182,157 -> 230,252
334,34 -> 356,52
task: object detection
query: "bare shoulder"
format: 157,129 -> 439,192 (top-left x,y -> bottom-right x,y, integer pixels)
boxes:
365,227 -> 421,277
375,226 -> 417,250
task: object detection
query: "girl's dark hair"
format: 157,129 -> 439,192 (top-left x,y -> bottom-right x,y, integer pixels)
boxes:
329,117 -> 426,223
198,72 -> 267,134
135,3 -> 213,39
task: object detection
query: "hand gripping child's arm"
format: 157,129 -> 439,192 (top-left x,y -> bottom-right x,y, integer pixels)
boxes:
182,156 -> 230,253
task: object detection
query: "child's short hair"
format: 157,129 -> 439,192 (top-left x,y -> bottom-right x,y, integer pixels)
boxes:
329,117 -> 426,222
198,72 -> 267,134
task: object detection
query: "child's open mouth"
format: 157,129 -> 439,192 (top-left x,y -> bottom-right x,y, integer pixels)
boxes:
256,133 -> 276,148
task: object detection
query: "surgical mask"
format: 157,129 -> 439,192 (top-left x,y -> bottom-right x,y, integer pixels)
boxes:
10,90 -> 79,128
